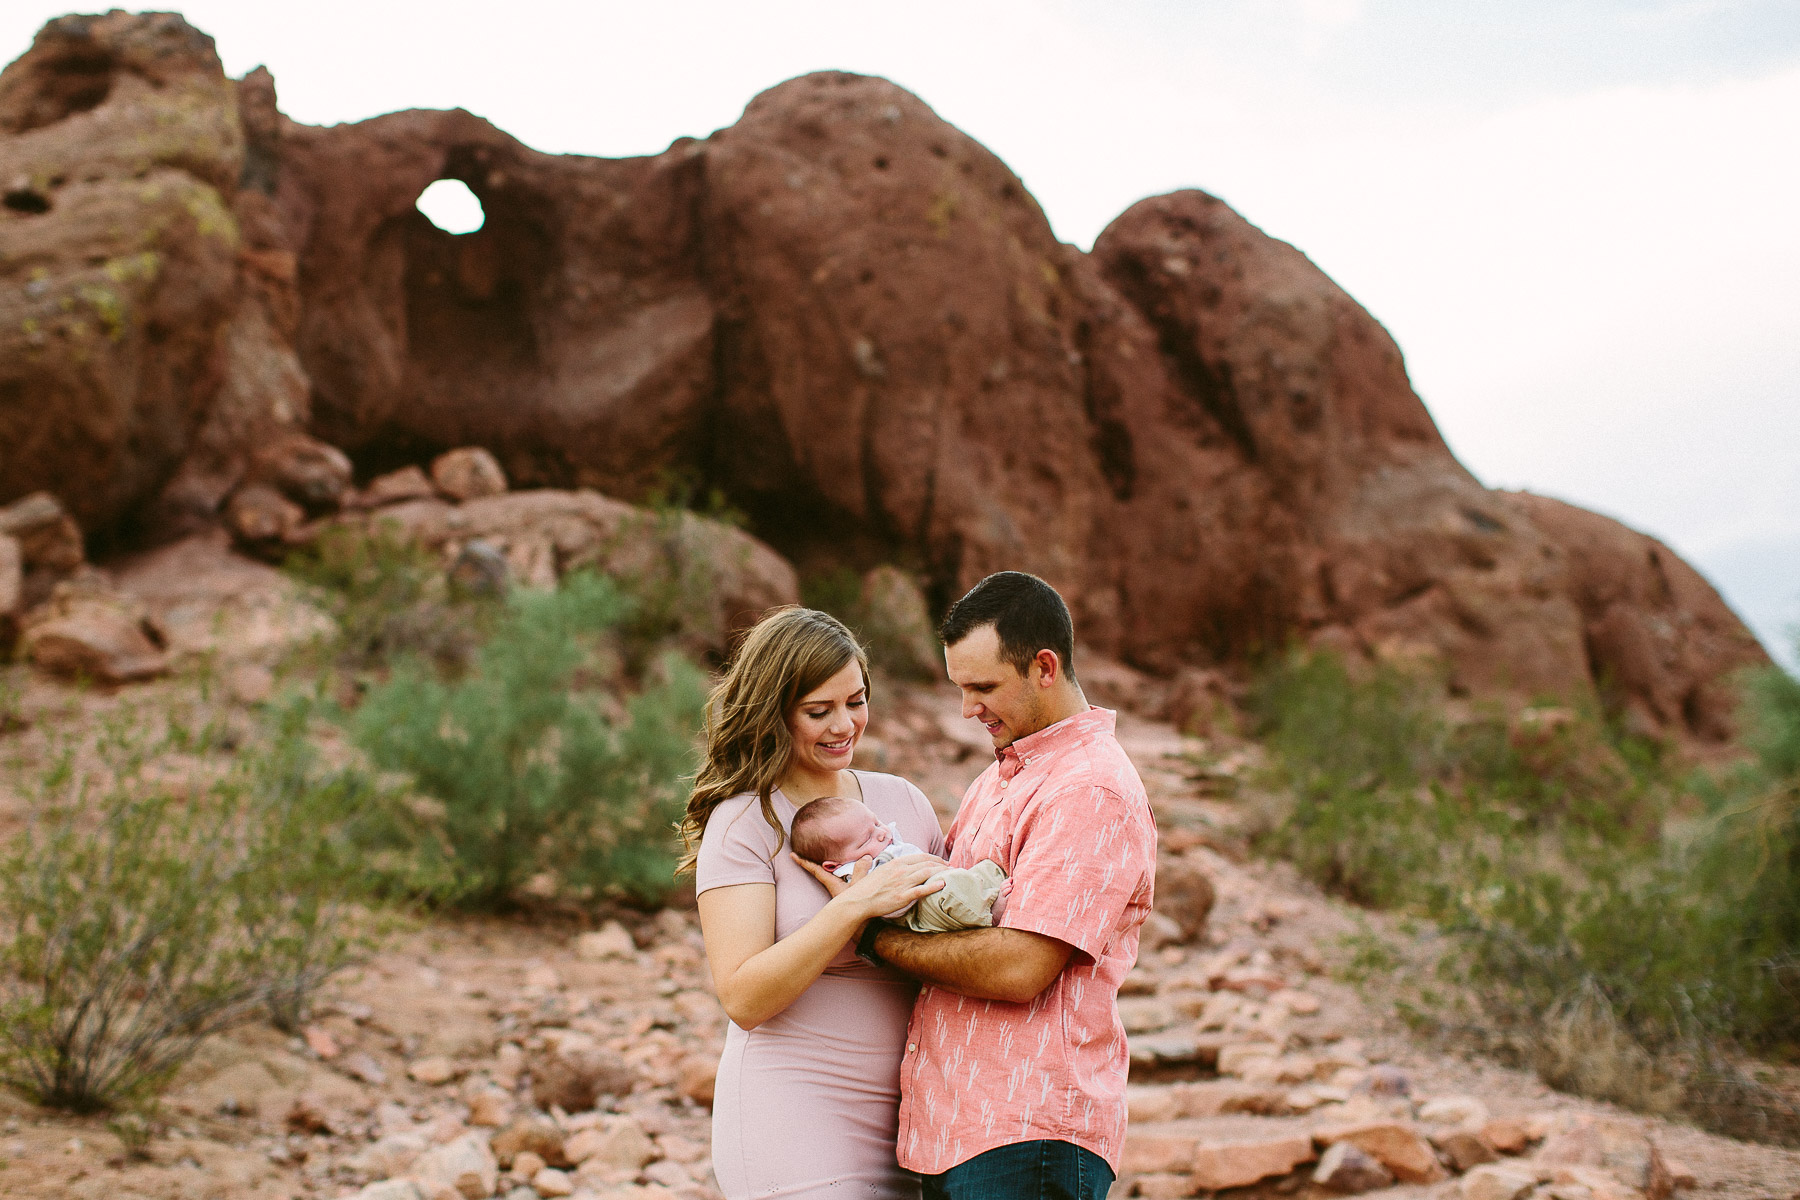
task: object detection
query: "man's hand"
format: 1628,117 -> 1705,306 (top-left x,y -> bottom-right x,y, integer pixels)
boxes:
871,924 -> 1072,1004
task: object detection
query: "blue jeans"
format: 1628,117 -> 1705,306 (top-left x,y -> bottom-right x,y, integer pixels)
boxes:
919,1140 -> 1114,1200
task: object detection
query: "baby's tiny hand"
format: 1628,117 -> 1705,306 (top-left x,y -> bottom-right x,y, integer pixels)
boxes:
990,878 -> 1013,924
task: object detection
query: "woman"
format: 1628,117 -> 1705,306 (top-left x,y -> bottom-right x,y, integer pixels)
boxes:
680,607 -> 946,1199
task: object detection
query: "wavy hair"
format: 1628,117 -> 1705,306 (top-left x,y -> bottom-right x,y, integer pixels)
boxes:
675,607 -> 870,875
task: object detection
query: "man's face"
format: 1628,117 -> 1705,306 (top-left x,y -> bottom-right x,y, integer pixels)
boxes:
818,803 -> 893,869
944,624 -> 1048,751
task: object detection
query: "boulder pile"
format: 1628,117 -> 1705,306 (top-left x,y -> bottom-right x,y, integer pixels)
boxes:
0,12 -> 1769,743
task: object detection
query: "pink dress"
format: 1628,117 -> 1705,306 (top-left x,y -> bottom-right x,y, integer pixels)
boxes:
697,771 -> 945,1199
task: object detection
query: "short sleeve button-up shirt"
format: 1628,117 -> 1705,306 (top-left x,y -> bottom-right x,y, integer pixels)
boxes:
896,706 -> 1156,1175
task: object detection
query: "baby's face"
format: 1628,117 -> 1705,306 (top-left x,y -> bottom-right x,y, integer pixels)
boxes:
819,804 -> 894,868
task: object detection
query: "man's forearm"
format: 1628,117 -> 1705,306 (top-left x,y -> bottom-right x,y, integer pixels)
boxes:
871,924 -> 1070,1004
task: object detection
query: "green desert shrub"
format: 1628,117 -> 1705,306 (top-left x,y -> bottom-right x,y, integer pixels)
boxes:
1250,644 -> 1800,1142
0,706 -> 373,1112
350,570 -> 706,910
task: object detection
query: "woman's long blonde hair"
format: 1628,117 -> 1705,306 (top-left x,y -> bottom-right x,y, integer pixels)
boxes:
676,606 -> 871,875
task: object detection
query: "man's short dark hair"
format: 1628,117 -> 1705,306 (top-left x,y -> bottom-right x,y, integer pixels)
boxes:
938,571 -> 1076,680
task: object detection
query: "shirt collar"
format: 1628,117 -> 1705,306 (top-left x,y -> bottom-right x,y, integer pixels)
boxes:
995,705 -> 1116,779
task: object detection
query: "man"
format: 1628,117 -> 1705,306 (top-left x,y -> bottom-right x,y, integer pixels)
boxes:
868,571 -> 1156,1199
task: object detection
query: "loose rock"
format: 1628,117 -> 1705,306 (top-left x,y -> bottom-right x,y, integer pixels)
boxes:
1191,1133 -> 1316,1191
412,1132 -> 499,1200
431,447 -> 508,502
1313,1140 -> 1395,1194
1461,1163 -> 1540,1200
1315,1121 -> 1446,1184
21,579 -> 170,683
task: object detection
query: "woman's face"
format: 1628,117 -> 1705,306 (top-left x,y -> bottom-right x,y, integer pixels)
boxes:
783,659 -> 869,781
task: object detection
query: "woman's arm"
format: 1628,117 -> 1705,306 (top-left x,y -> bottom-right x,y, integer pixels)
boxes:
698,856 -> 946,1030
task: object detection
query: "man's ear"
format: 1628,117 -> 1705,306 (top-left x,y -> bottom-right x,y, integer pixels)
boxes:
1033,648 -> 1062,687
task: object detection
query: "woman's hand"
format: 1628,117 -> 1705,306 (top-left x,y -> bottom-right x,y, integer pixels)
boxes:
792,852 -> 945,920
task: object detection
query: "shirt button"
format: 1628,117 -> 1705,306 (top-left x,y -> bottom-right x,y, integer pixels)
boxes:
907,1043 -> 916,1053
1000,779 -> 1008,789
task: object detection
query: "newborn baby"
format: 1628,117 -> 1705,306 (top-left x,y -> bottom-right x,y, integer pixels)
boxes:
790,795 -> 1008,933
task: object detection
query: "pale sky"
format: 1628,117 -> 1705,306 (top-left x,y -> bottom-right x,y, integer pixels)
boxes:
8,1 -> 1798,667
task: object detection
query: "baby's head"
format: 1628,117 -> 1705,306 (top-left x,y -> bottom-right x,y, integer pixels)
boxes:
791,796 -> 894,871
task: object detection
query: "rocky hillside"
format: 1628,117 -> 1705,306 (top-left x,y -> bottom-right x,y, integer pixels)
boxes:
0,11 -> 1767,741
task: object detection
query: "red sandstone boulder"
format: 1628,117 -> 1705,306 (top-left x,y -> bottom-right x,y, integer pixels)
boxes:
431,447 -> 508,502
0,17 -> 1765,736
21,577 -> 170,683
0,14 -> 244,533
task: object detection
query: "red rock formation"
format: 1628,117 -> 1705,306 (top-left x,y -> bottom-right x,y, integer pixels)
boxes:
0,15 -> 1766,739
0,15 -> 345,541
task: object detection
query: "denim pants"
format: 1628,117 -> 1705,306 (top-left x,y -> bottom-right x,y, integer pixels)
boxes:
919,1139 -> 1114,1200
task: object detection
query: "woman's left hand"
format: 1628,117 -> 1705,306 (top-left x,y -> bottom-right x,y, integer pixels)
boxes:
793,852 -> 949,901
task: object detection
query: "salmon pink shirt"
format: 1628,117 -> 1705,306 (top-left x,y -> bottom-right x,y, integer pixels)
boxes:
896,706 -> 1156,1175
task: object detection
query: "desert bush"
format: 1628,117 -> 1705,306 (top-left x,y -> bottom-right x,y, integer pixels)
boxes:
285,522 -> 497,674
0,706 -> 374,1111
1252,644 -> 1800,1142
350,570 -> 705,910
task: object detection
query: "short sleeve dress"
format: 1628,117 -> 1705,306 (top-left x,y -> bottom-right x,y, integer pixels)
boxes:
697,771 -> 946,1200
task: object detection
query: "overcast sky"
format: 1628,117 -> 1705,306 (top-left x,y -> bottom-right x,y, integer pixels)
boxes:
8,1 -> 1797,667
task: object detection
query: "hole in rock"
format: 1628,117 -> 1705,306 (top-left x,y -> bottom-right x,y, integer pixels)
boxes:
415,178 -> 485,235
3,189 -> 50,214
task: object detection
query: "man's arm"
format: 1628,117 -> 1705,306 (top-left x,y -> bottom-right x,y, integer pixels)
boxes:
870,924 -> 1072,1004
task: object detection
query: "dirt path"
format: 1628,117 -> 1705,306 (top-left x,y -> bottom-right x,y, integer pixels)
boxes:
1,673 -> 1797,1199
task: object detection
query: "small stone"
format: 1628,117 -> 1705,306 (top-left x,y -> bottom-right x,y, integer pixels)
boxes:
1432,1127 -> 1500,1172
1216,1042 -> 1282,1076
1133,1174 -> 1193,1200
224,483 -> 307,554
493,1042 -> 525,1088
1461,1164 -> 1539,1200
362,464 -> 437,507
1191,1133 -> 1316,1190
413,1131 -> 499,1200
1664,1158 -> 1697,1189
1314,1121 -> 1446,1184
563,1118 -> 656,1170
350,1182 -> 429,1200
431,447 -> 508,502
1481,1118 -> 1532,1155
514,1150 -> 548,1178
301,1025 -> 340,1059
1357,1064 -> 1411,1097
350,1131 -> 428,1178
676,1054 -> 717,1107
1418,1094 -> 1491,1127
448,539 -> 511,596
1313,1140 -> 1395,1194
1117,997 -> 1177,1034
532,1166 -> 576,1196
1220,965 -> 1285,994
1271,988 -> 1321,1015
524,964 -> 562,991
643,1160 -> 691,1188
1197,991 -> 1240,1031
1127,1085 -> 1180,1124
285,1093 -> 340,1134
468,1087 -> 513,1128
409,1056 -> 461,1086
575,922 -> 637,961
1,534 -> 23,625
0,493 -> 84,572
492,1116 -> 568,1168
341,1050 -> 389,1085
